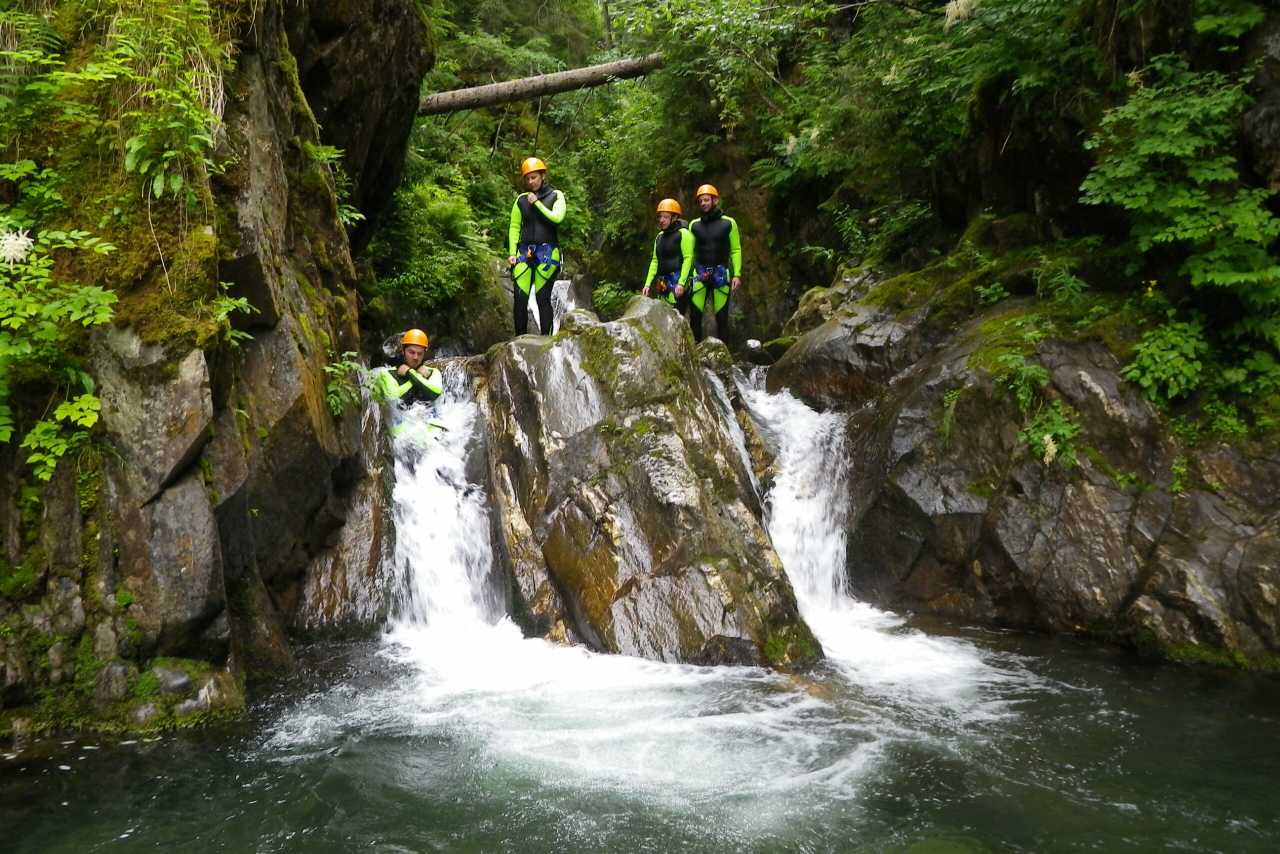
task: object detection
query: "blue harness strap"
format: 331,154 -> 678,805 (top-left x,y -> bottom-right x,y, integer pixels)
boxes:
694,263 -> 730,289
517,242 -> 561,268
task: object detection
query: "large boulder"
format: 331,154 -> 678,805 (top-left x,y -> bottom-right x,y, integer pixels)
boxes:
476,298 -> 821,667
768,300 -> 926,409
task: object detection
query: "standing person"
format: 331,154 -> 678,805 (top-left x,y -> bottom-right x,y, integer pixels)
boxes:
688,183 -> 742,342
371,328 -> 444,408
642,198 -> 693,320
507,156 -> 566,336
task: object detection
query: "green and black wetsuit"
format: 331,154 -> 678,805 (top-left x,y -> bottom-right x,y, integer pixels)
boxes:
689,207 -> 742,342
371,362 -> 444,408
644,219 -> 693,308
508,184 -> 566,336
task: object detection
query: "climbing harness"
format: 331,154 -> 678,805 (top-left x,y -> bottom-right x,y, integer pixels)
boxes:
691,263 -> 731,312
511,242 -> 561,294
652,271 -> 685,304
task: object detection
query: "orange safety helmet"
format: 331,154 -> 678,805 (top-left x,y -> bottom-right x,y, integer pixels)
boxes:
656,198 -> 683,215
401,328 -> 429,348
695,183 -> 719,199
520,157 -> 548,176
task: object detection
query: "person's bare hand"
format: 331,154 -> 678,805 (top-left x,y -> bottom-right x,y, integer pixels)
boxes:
397,364 -> 410,376
731,277 -> 742,291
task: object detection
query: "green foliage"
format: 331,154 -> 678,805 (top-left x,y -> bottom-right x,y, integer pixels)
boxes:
115,588 -> 135,609
21,394 -> 100,481
1193,0 -> 1266,40
0,557 -> 40,599
1035,254 -> 1089,305
1081,56 -> 1280,347
305,142 -> 364,226
1020,400 -> 1081,467
202,281 -> 255,348
324,351 -> 364,417
591,281 -> 633,321
995,353 -> 1050,415
1121,319 -> 1210,403
0,224 -> 115,474
1171,454 -> 1191,494
370,179 -> 492,312
976,282 -> 1010,306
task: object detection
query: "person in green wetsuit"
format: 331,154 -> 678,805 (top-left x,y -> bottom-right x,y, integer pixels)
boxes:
688,183 -> 743,342
507,156 -> 566,336
371,328 -> 444,409
642,198 -> 694,320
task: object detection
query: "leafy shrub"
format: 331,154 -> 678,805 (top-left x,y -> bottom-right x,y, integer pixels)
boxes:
324,352 -> 364,417
995,352 -> 1049,415
1081,56 -> 1280,342
1121,319 -> 1209,403
1020,400 -> 1080,467
370,181 -> 491,312
591,281 -> 633,321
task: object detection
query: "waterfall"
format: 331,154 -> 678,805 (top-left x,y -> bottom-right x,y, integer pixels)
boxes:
737,375 -> 1020,709
264,350 -> 1037,848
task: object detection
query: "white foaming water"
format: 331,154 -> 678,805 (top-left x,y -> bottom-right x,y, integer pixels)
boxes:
266,361 -> 1041,840
739,381 -> 1026,715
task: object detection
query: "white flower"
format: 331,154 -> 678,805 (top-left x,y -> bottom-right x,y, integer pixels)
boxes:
945,0 -> 979,29
1,229 -> 34,269
1042,434 -> 1059,466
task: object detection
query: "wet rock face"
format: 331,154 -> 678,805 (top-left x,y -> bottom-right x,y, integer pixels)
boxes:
95,330 -> 214,504
1,0 -> 428,733
477,298 -> 820,668
1244,14 -> 1280,190
768,300 -> 926,410
777,301 -> 1280,668
287,0 -> 432,250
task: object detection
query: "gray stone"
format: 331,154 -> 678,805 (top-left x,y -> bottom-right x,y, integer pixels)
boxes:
46,641 -> 70,686
94,662 -> 136,707
151,666 -> 192,696
132,703 -> 161,726
94,331 -> 214,505
769,301 -> 927,409
93,621 -> 117,662
48,578 -> 85,637
114,472 -> 226,658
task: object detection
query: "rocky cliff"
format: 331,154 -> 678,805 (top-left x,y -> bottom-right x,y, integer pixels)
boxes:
1,0 -> 430,737
769,266 -> 1280,671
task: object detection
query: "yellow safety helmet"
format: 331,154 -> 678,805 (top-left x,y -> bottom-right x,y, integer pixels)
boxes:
695,183 -> 719,199
401,328 -> 429,348
656,198 -> 683,215
520,157 -> 548,176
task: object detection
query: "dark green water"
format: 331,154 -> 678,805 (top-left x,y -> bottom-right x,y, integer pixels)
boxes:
3,629 -> 1278,854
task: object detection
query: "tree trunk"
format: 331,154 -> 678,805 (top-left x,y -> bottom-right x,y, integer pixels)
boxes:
601,1 -> 615,49
418,53 -> 663,116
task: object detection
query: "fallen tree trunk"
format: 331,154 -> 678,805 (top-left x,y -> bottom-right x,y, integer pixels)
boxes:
418,53 -> 663,116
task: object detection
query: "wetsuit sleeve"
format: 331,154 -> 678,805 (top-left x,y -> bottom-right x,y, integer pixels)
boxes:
407,366 -> 444,400
508,199 -> 522,256
370,368 -> 407,402
727,217 -> 743,278
679,227 -> 694,282
534,190 -> 567,224
645,235 -> 659,284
